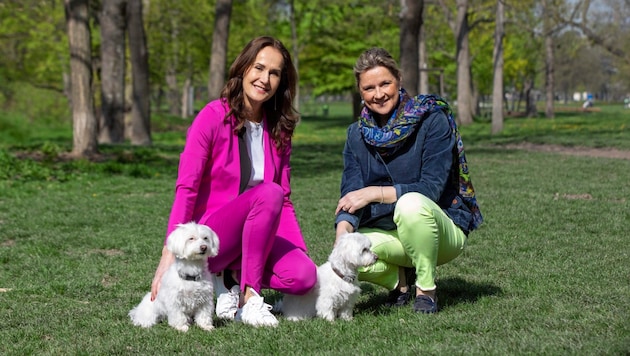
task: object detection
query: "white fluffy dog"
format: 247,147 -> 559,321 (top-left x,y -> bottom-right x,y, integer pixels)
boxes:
129,222 -> 219,332
281,232 -> 378,321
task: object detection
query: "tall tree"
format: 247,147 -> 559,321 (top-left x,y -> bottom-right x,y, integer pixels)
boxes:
288,0 -> 300,111
399,0 -> 424,96
165,11 -> 181,116
560,0 -> 629,66
65,0 -> 98,157
438,0 -> 475,125
491,0 -> 505,134
99,0 -> 126,144
542,0 -> 555,118
418,7 -> 429,95
127,0 -> 151,145
208,0 -> 233,101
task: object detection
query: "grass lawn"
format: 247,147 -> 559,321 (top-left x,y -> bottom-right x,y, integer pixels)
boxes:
0,103 -> 629,355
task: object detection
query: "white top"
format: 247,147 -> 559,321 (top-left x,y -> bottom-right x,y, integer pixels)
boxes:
244,120 -> 265,189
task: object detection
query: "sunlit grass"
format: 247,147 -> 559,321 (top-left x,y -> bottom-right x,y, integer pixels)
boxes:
0,104 -> 629,354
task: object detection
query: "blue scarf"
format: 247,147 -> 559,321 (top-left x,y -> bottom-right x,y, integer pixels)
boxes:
358,89 -> 483,231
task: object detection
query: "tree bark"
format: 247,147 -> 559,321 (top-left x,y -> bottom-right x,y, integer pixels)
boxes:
491,0 -> 505,134
166,13 -> 180,116
65,0 -> 98,157
99,0 -> 126,144
542,0 -> 555,118
418,9 -> 428,95
127,0 -> 151,145
181,77 -> 193,118
166,65 -> 180,116
454,0 -> 473,125
399,0 -> 423,96
289,0 -> 300,111
207,0 -> 233,101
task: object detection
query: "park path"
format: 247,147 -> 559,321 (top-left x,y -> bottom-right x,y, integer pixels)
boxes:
502,143 -> 630,160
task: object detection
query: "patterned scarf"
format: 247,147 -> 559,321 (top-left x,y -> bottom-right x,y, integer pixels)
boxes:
358,89 -> 483,231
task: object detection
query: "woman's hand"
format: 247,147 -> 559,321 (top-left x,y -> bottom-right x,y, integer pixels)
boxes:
150,246 -> 175,301
335,186 -> 382,215
335,221 -> 354,245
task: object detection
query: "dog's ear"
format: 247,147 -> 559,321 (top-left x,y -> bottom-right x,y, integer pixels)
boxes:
329,233 -> 351,261
166,223 -> 188,258
198,224 -> 220,257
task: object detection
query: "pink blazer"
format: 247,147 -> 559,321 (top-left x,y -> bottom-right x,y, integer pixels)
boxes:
165,99 -> 306,251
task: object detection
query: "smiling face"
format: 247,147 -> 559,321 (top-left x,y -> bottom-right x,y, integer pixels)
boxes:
242,46 -> 284,119
358,66 -> 400,126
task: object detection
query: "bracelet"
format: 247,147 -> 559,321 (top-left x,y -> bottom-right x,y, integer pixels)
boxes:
380,186 -> 384,204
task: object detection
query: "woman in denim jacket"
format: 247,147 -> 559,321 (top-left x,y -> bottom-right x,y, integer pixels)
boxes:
335,48 -> 483,314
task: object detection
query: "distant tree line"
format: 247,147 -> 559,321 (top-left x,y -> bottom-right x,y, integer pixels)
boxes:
0,0 -> 628,157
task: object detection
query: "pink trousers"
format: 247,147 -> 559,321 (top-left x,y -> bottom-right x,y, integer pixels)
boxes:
200,182 -> 316,295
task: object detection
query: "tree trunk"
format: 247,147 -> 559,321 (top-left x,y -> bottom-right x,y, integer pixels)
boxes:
418,10 -> 429,95
166,15 -> 180,116
181,76 -> 193,118
99,0 -> 126,144
207,0 -> 233,101
524,77 -> 537,117
543,0 -> 555,118
454,0 -> 473,125
289,0 -> 300,111
127,0 -> 151,145
166,66 -> 180,116
65,0 -> 98,157
491,0 -> 505,134
399,0 -> 423,97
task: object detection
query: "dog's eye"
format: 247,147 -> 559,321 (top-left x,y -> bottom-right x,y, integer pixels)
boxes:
189,237 -> 195,241
203,236 -> 209,240
363,248 -> 370,253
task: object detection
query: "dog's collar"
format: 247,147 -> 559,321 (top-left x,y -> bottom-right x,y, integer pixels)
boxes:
332,266 -> 356,283
178,272 -> 202,281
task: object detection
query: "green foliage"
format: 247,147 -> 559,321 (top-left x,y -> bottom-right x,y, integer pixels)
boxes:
298,0 -> 400,96
0,1 -> 68,90
146,0 -> 216,88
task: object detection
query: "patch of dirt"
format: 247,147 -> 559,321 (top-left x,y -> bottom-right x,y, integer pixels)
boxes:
502,143 -> 630,160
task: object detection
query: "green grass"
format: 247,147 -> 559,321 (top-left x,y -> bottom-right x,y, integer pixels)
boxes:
1,104 -> 629,355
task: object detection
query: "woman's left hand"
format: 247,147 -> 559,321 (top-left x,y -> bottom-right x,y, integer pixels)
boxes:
335,186 -> 380,215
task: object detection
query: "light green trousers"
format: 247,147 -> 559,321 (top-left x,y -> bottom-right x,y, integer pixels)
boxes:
358,192 -> 467,291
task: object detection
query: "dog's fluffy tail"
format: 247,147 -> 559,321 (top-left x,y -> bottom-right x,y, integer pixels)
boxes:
128,293 -> 159,328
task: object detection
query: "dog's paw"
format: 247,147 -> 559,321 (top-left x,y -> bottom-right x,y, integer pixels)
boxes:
285,315 -> 306,322
197,322 -> 215,331
318,312 -> 336,322
174,324 -> 190,332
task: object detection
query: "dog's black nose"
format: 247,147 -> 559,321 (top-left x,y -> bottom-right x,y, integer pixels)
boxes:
200,245 -> 207,252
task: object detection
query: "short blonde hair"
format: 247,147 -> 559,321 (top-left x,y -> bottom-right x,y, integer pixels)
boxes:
353,48 -> 402,88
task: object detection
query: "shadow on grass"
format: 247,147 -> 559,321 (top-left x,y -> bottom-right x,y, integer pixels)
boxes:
291,141 -> 345,178
356,277 -> 502,315
299,115 -> 354,130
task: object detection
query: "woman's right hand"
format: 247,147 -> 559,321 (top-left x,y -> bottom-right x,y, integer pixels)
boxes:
150,245 -> 175,301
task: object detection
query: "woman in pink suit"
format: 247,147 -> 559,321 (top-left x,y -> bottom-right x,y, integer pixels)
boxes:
150,36 -> 317,327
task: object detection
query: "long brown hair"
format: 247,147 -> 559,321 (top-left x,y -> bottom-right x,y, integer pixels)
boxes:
220,36 -> 299,151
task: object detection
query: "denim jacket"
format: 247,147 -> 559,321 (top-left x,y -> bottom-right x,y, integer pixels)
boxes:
335,109 -> 473,235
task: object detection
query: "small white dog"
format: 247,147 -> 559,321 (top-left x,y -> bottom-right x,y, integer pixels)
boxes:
129,222 -> 219,332
280,232 -> 378,321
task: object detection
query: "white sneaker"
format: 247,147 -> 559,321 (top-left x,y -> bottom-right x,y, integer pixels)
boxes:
214,273 -> 239,320
235,289 -> 279,327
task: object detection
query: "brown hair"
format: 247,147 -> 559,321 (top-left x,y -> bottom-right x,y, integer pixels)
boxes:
353,47 -> 402,88
220,36 -> 298,151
